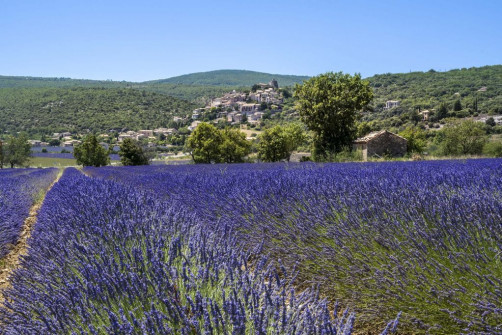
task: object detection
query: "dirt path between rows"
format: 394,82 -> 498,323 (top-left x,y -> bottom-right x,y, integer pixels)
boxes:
0,169 -> 64,307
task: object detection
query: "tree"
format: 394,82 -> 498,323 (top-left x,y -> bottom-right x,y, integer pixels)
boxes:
257,124 -> 306,162
399,126 -> 427,154
294,72 -> 373,160
0,140 -> 4,169
220,128 -> 251,163
186,123 -> 224,163
436,103 -> 448,121
119,138 -> 149,166
485,117 -> 496,127
453,99 -> 462,111
440,119 -> 487,156
186,122 -> 251,164
483,141 -> 502,157
408,110 -> 422,125
73,134 -> 110,167
1,134 -> 31,168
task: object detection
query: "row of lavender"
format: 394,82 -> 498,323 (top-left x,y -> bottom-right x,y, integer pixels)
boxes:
0,168 -> 58,259
86,160 -> 502,333
0,168 -> 375,334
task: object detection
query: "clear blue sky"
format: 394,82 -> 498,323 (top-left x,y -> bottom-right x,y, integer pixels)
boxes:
1,0 -> 500,82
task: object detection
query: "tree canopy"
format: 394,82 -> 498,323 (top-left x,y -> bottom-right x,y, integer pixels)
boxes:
294,72 -> 373,160
257,124 -> 306,162
73,135 -> 110,167
119,138 -> 150,166
399,126 -> 427,154
440,119 -> 487,156
0,133 -> 31,168
186,123 -> 251,164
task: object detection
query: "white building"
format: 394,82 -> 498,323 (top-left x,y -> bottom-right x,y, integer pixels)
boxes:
384,100 -> 400,110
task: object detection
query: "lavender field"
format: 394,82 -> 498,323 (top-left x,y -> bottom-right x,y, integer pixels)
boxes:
1,159 -> 501,334
0,168 -> 58,259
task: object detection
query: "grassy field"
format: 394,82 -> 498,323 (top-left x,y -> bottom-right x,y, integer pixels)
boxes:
28,157 -> 78,168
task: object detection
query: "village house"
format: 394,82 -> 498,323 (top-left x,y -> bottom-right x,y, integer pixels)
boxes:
353,130 -> 407,161
419,109 -> 432,121
188,121 -> 202,132
384,100 -> 400,110
154,128 -> 178,136
249,88 -> 283,105
192,110 -> 201,119
248,112 -> 264,124
28,140 -> 42,147
240,103 -> 260,114
227,111 -> 237,122
61,139 -> 82,147
138,130 -> 154,137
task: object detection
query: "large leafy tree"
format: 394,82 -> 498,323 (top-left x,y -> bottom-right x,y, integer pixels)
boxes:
294,72 -> 373,160
399,126 -> 427,154
186,123 -> 252,164
258,124 -> 306,162
440,119 -> 487,155
0,133 -> 31,168
186,123 -> 224,163
119,138 -> 149,166
219,128 -> 251,163
73,134 -> 110,167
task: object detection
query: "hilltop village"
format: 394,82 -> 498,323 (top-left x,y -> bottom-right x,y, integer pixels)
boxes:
27,79 -> 287,151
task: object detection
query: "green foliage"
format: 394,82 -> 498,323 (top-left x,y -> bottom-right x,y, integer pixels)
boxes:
294,72 -> 373,160
186,123 -> 250,163
73,135 -> 110,167
119,138 -> 149,166
483,140 -> 502,157
440,119 -> 487,156
0,87 -> 196,135
366,65 -> 502,122
485,117 -> 496,127
355,121 -> 375,138
220,128 -> 251,163
453,99 -> 462,111
436,102 -> 448,121
0,133 -> 31,168
399,126 -> 427,154
257,124 -> 306,162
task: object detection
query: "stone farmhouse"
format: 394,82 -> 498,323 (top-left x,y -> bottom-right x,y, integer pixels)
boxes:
353,130 -> 407,161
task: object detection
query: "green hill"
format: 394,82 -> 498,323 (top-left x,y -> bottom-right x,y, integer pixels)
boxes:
366,65 -> 502,120
0,87 -> 196,135
146,69 -> 310,87
1,66 -> 500,137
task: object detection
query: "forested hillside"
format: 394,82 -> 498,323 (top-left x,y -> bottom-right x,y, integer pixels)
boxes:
1,66 -> 500,136
147,69 -> 309,86
0,87 -> 196,135
367,65 -> 502,119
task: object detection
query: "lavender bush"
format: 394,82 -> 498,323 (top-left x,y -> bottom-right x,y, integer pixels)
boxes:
0,168 -> 58,259
0,168 -> 359,334
86,159 -> 502,333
